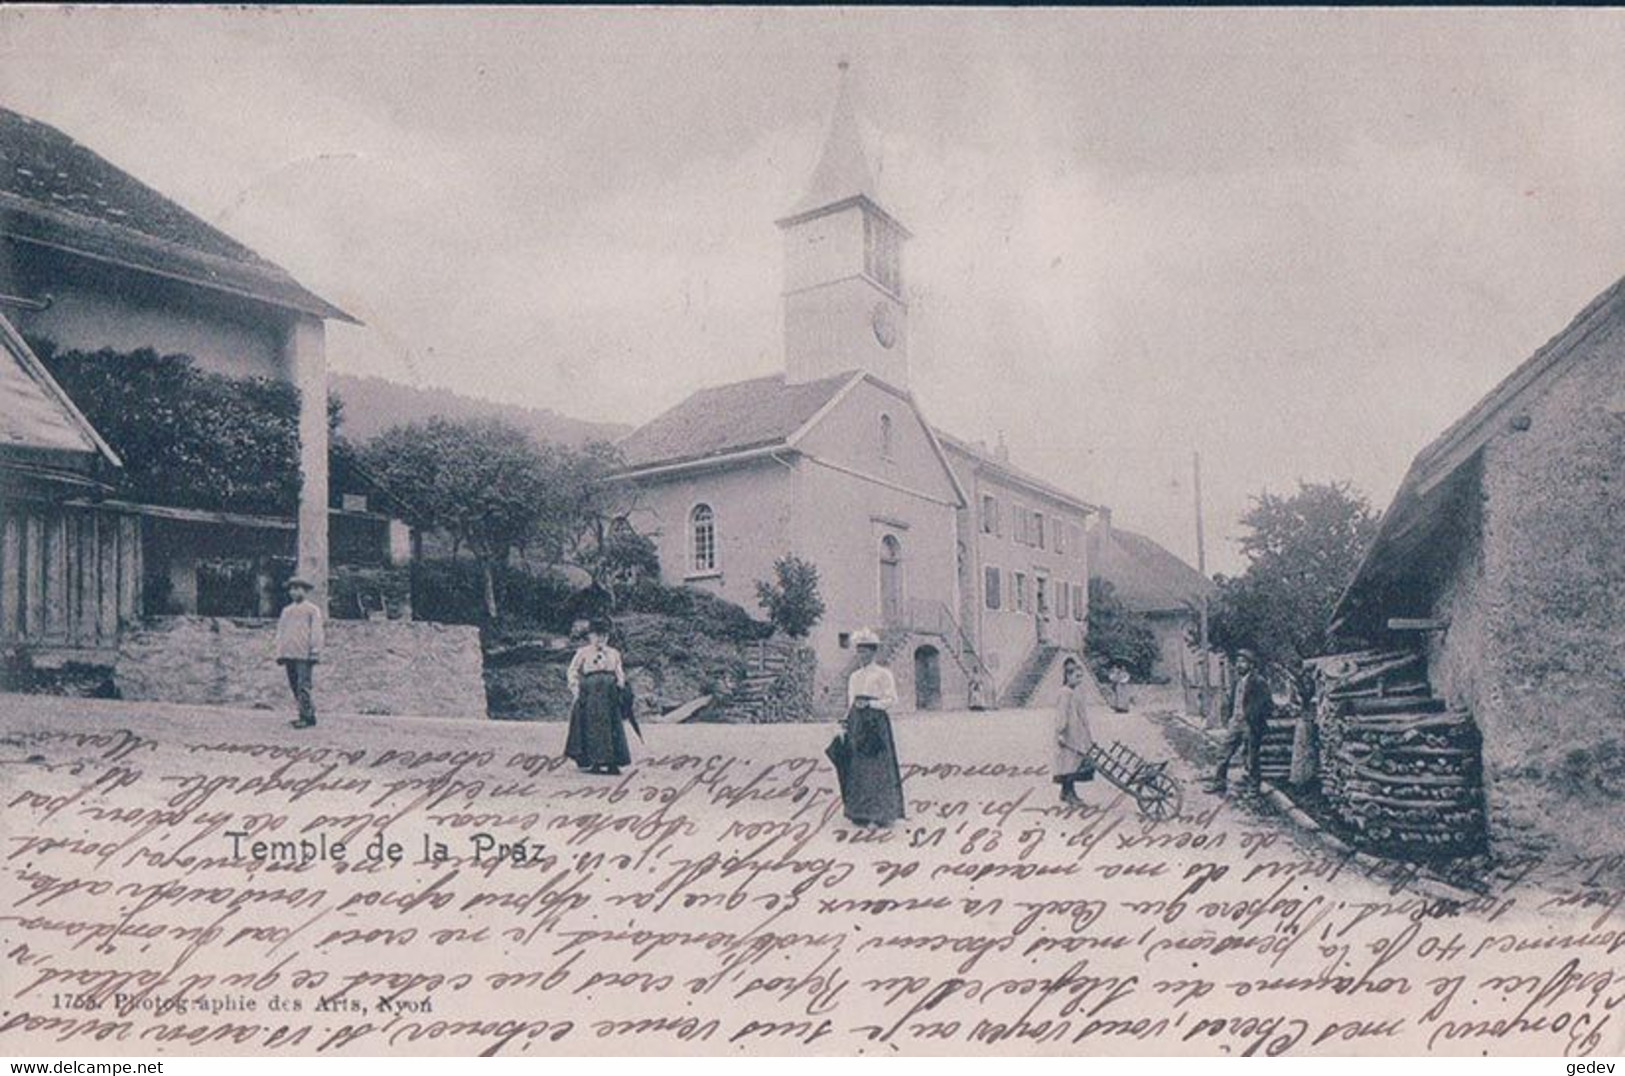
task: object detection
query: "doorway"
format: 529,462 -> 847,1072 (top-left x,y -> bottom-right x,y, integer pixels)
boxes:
914,645 -> 942,710
880,534 -> 903,624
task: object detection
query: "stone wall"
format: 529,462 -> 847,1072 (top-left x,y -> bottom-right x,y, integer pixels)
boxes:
1427,303 -> 1625,852
116,616 -> 486,718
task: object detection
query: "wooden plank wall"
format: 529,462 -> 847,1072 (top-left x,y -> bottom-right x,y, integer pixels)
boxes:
0,501 -> 141,649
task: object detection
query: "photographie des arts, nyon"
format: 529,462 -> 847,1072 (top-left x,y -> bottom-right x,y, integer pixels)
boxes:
0,6 -> 1622,1062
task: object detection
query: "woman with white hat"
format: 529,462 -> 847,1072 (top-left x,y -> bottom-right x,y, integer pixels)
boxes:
830,628 -> 906,827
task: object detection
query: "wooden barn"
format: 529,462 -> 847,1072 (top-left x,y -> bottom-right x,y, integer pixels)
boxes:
0,104 -> 409,682
1320,271 -> 1625,860
0,314 -> 138,663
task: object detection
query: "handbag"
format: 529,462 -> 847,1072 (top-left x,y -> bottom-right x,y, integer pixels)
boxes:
825,732 -> 850,769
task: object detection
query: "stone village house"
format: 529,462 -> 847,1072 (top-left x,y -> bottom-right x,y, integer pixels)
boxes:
1086,506 -> 1214,686
610,72 -> 1096,714
1327,271 -> 1625,851
0,106 -> 481,715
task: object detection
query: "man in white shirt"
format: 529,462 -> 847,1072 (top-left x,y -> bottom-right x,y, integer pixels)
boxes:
274,577 -> 323,729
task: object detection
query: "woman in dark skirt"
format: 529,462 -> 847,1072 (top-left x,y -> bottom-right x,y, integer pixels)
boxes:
564,618 -> 631,775
831,628 -> 906,827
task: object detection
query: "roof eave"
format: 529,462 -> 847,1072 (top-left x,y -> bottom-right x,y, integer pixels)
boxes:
608,443 -> 794,483
935,427 -> 1095,514
0,309 -> 122,469
774,194 -> 913,239
1,201 -> 360,325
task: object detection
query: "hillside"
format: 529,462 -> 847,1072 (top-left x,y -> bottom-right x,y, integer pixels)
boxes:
331,373 -> 631,447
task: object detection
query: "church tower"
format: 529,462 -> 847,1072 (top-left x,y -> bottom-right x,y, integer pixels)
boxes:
777,63 -> 911,389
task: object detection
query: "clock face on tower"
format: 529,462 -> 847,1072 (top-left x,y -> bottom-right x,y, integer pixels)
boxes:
871,302 -> 898,350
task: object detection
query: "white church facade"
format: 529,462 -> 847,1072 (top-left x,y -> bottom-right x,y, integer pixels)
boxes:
612,68 -> 1094,714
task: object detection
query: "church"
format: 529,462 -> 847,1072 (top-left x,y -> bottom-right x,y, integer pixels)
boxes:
611,68 -> 1095,714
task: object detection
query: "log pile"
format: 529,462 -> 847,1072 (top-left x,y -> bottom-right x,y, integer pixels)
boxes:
1257,713 -> 1296,784
1313,648 -> 1487,860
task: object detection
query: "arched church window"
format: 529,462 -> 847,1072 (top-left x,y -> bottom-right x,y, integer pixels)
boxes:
880,413 -> 894,459
690,504 -> 717,573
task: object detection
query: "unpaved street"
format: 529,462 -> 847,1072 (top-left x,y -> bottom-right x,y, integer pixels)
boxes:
2,693 -> 1622,1056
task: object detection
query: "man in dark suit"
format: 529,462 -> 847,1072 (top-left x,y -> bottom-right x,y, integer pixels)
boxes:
1204,649 -> 1272,795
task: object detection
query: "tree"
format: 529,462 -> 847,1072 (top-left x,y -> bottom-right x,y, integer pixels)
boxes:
1207,480 -> 1380,668
755,554 -> 826,638
526,439 -> 649,602
360,417 -> 554,619
1085,578 -> 1159,680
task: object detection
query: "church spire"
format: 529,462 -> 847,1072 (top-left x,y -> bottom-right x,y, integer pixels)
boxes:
778,60 -> 911,389
782,61 -> 893,225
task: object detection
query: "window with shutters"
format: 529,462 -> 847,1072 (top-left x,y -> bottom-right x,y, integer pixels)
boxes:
981,494 -> 1000,536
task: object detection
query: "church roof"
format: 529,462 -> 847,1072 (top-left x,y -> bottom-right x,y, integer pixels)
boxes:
0,106 -> 355,323
616,370 -> 856,470
0,310 -> 120,473
1088,522 -> 1214,615
777,65 -> 907,233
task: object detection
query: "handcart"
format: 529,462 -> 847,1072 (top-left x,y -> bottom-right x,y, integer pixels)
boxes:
1085,741 -> 1183,820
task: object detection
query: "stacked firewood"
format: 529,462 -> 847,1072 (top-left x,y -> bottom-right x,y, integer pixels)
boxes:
1257,712 -> 1297,784
1314,648 -> 1486,860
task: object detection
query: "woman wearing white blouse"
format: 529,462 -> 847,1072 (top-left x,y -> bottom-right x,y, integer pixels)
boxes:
564,618 -> 631,775
832,629 -> 906,826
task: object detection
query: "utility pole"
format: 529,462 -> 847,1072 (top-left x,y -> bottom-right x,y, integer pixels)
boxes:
1194,450 -> 1214,726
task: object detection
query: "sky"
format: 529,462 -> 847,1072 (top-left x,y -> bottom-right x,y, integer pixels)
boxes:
4,7 -> 1625,575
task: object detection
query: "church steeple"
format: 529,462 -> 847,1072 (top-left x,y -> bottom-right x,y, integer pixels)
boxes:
784,60 -> 884,221
777,62 -> 911,389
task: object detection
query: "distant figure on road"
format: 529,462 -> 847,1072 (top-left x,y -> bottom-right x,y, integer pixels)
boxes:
1107,663 -> 1131,712
1052,657 -> 1096,806
1204,649 -> 1272,796
830,628 -> 906,827
565,618 -> 631,776
274,576 -> 323,730
967,670 -> 991,710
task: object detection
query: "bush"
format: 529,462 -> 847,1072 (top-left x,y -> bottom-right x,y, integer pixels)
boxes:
1085,578 -> 1159,681
34,341 -> 302,515
617,580 -> 774,642
755,554 -> 826,638
412,558 -> 576,631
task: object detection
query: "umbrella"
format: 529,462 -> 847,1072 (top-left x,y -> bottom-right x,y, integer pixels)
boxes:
620,685 -> 645,742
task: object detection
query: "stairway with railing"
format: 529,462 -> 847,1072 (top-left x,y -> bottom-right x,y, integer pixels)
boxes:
1002,644 -> 1064,707
887,597 -> 991,686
